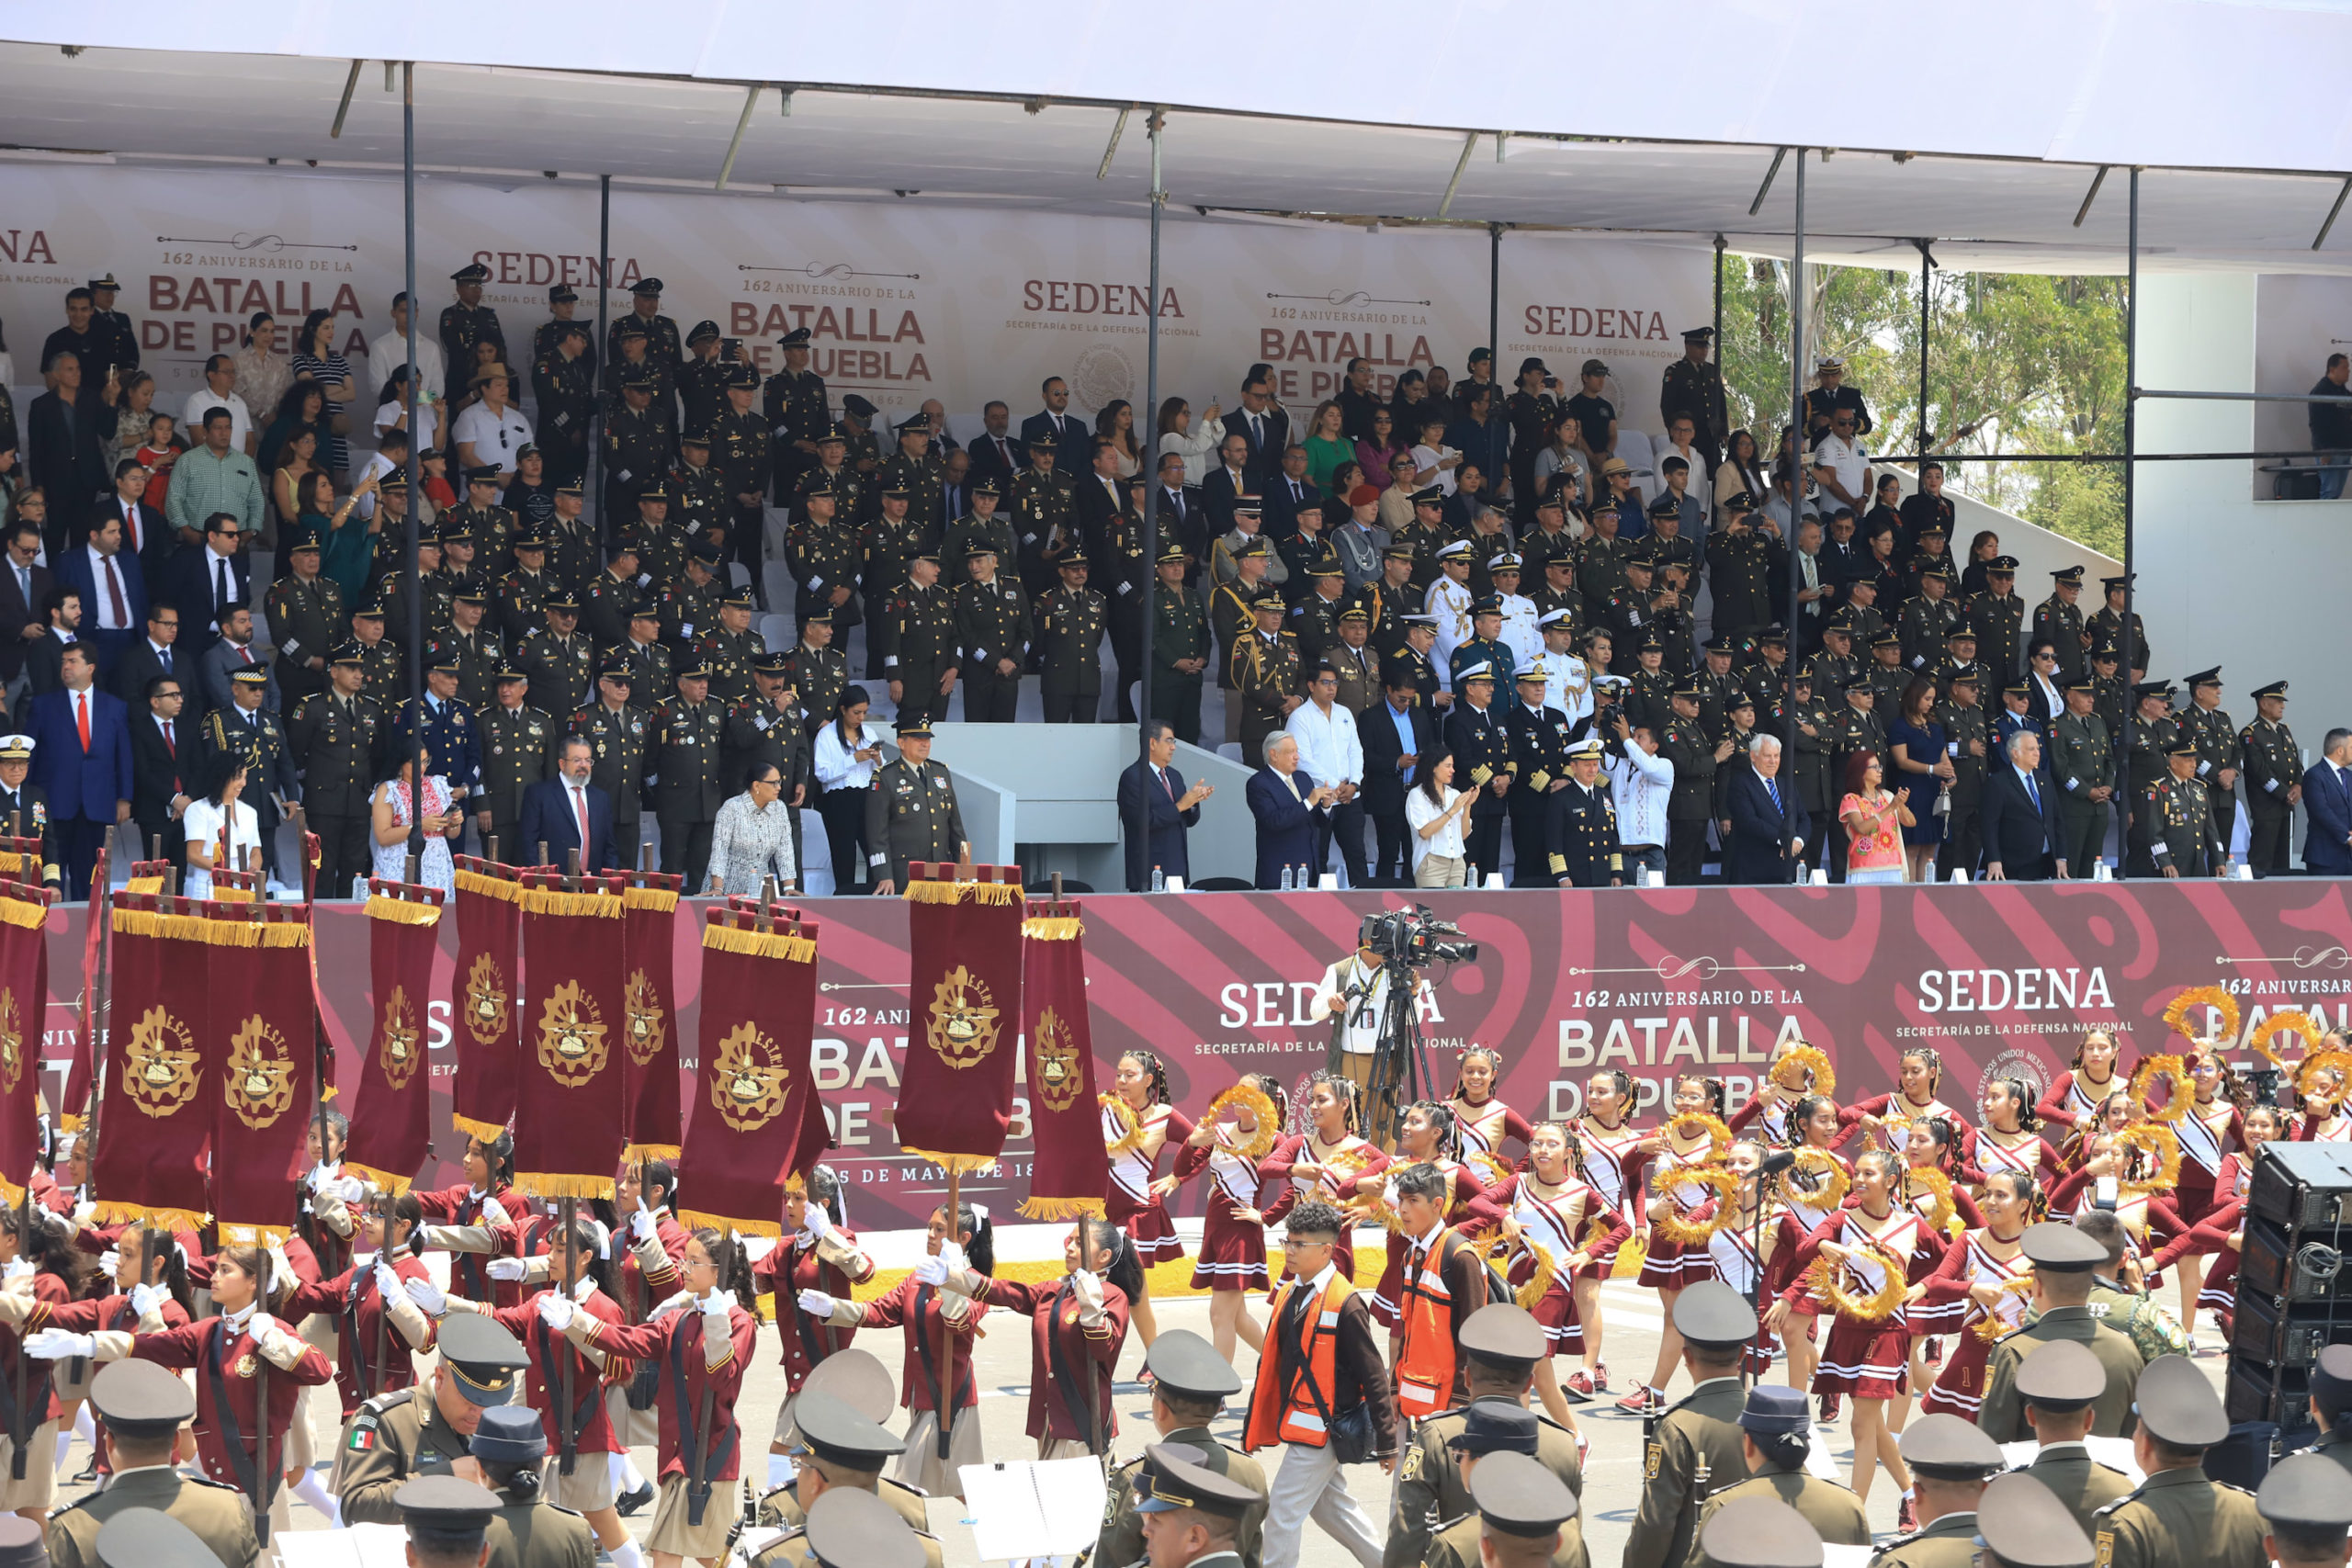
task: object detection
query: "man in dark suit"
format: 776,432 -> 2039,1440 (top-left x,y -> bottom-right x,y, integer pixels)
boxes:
22,588 -> 80,698
1075,437 -> 1128,547
127,669 -> 191,877
96,457 -> 172,584
1200,431 -> 1254,539
1247,731 -> 1329,889
1019,378 -> 1091,472
112,604 -> 195,719
1360,673 -> 1439,886
1116,720 -> 1212,890
0,523 -> 51,697
56,512 -> 148,677
1148,453 -> 1209,567
517,735 -> 615,872
22,643 -> 131,897
26,351 -> 107,555
1981,728 -> 2065,881
1261,446 -> 1323,543
2302,729 -> 2352,876
165,513 -> 252,657
967,401 -> 1025,490
1231,376 -> 1291,487
1722,732 -> 1812,885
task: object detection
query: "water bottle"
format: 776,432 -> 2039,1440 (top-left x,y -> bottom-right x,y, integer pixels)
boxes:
1150,866 -> 1165,892
1793,860 -> 1808,884
1279,864 -> 1295,892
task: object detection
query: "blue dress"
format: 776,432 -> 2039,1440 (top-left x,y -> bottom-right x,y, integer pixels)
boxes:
1887,716 -> 1946,845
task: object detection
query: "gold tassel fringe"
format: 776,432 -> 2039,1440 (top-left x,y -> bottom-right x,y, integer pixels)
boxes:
0,896 -> 45,931
517,885 -> 625,918
1020,916 -> 1083,941
216,1221 -> 292,1247
365,895 -> 445,927
343,1161 -> 414,1195
209,886 -> 257,906
624,886 -> 679,913
110,906 -> 310,947
450,1112 -> 509,1142
621,1142 -> 682,1163
514,1171 -> 617,1201
90,1199 -> 209,1232
456,868 -> 525,902
701,921 -> 817,963
123,875 -> 164,897
898,1147 -> 1004,1176
0,1176 -> 22,1207
902,876 -> 1023,907
1017,1195 -> 1107,1222
678,1208 -> 784,1239
58,1113 -> 83,1134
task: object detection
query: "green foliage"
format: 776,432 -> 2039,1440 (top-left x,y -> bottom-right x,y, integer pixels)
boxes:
1717,258 -> 2127,553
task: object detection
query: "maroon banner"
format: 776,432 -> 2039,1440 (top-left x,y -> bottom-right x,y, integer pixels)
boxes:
0,886 -> 48,1203
90,897 -> 215,1231
512,875 -> 628,1200
678,906 -> 828,1235
207,905 -> 316,1244
449,859 -> 524,1143
1017,907 -> 1107,1222
342,887 -> 446,1192
894,864 -> 1023,1173
60,845 -> 106,1131
620,881 -> 684,1161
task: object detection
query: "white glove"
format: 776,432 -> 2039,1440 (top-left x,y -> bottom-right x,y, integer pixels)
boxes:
485,1257 -> 530,1282
405,1276 -> 447,1316
334,1177 -> 368,1204
372,1259 -> 404,1303
70,1200 -> 94,1224
698,1287 -> 730,1314
649,1290 -> 695,1322
247,1313 -> 281,1343
800,1204 -> 831,1244
265,1244 -> 293,1288
628,1201 -> 655,1243
1069,1269 -> 1103,1316
938,1240 -> 967,1275
481,1197 -> 512,1229
4,1258 -> 32,1284
537,1291 -> 577,1331
911,1255 -> 950,1287
38,1206 -> 69,1235
129,1282 -> 164,1319
795,1289 -> 836,1319
22,1328 -> 93,1360
98,1249 -> 120,1280
307,1160 -> 337,1193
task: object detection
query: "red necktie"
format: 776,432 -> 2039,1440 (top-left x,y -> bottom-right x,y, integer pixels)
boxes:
239,644 -> 253,666
123,503 -> 140,555
1161,769 -> 1175,802
74,694 -> 89,755
572,785 -> 590,852
162,719 -> 174,757
102,557 -> 127,627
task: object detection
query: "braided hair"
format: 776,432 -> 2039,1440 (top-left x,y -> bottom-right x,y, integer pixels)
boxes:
1988,1077 -> 2041,1134
2061,1090 -> 2132,1168
2193,1047 -> 2250,1113
1403,1100 -> 1459,1161
1120,1050 -> 1171,1111
1306,1068 -> 1363,1135
1674,1073 -> 1728,1119
1530,1121 -> 1587,1178
1785,1093 -> 1838,1150
1449,1045 -> 1505,1103
1248,1074 -> 1290,1131
1984,1168 -> 2046,1225
1586,1069 -> 1636,1125
1912,1114 -> 1964,1174
1900,1046 -> 1944,1092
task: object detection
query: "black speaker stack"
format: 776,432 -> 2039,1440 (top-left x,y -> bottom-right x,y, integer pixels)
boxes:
2224,1141 -> 2352,1436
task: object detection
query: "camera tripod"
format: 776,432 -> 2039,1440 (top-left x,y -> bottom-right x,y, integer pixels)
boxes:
1350,964 -> 1439,1152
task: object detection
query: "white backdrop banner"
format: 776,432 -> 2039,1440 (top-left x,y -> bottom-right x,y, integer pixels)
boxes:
0,167 -> 1710,442
2253,273 -> 2352,497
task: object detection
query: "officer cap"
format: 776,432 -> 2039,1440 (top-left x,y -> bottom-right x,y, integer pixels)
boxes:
437,522 -> 473,545
1338,606 -> 1369,624
0,1517 -> 40,1568
2003,678 -> 2030,697
1132,1444 -> 1258,1520
790,1495 -> 922,1568
2051,565 -> 2085,584
2258,1450 -> 2352,1541
2099,572 -> 2133,589
817,424 -> 851,446
1646,493 -> 1681,519
2089,644 -> 2119,663
801,607 -> 834,626
2020,1221 -> 2105,1273
468,363 -> 513,389
454,589 -> 489,607
468,1404 -> 547,1464
1535,491 -> 1565,513
329,644 -> 367,669
354,603 -> 387,621
2310,1344 -> 2352,1421
1916,517 -> 1949,536
1897,1413 -> 2004,1479
1757,624 -> 1789,646
451,263 -> 490,284
719,589 -> 757,611
2131,680 -> 2171,701
1156,541 -> 1188,567
1815,355 -> 1845,371
605,540 -> 640,561
1454,1303 -> 1547,1370
94,1510 -> 218,1568
392,1476 -> 502,1543
1456,661 -> 1495,685
555,478 -> 584,497
616,323 -> 647,346
1467,1450 -> 1578,1538
896,412 -> 933,435
893,716 -> 932,739
1671,679 -> 1702,700
1682,325 -> 1716,343
960,541 -> 1001,562
1435,539 -> 1474,561
1975,1472 -> 2096,1568
2014,1339 -> 2105,1412
1726,691 -> 1755,711
229,667 -> 270,687
2186,666 -> 2222,687
1920,562 -> 1954,581
89,1358 -> 195,1438
1232,538 -> 1269,559
1695,1496 -> 1824,1568
435,1314 -> 529,1404
1720,490 -> 1756,513
842,394 -> 878,419
1250,593 -> 1285,615
619,371 -> 656,391
792,1390 -> 906,1470
970,478 -> 1001,499
2165,735 -> 2199,758
1948,668 -> 1981,689
753,653 -> 793,679
1404,613 -> 1437,627
513,531 -> 548,552
2061,676 -> 2093,694
1514,663 -> 1548,686
557,321 -> 590,343
674,659 -> 710,682
1232,499 -> 1261,519
631,277 -> 664,297
1736,1385 -> 1809,1437
1142,1328 -> 1244,1399
1384,545 -> 1419,562
1445,1401 -> 1539,1458
1306,563 -> 1342,580
1946,619 -> 1976,640
1636,629 -> 1665,652
778,327 -> 813,347
287,536 -> 322,557
1408,486 -> 1444,507
1671,1280 -> 1759,1350
1838,671 -> 1875,691
548,284 -> 579,303
687,319 -> 720,345
379,472 -> 411,495
1988,555 -> 2019,572
1536,609 -> 1575,631
493,667 -> 527,685
1566,738 -> 1605,762
1623,547 -> 1655,570
637,483 -> 672,504
1057,551 -> 1091,570
1702,633 -> 1737,654
1871,630 -> 1901,649
686,545 -> 723,570
1473,594 -> 1504,616
1822,617 -> 1851,637
629,600 -> 663,623
597,660 -> 634,682
679,429 -> 711,449
2255,679 -> 2290,700
726,364 -> 760,389
89,273 -> 119,292
1488,552 -> 1521,572
2132,1352 -> 2227,1448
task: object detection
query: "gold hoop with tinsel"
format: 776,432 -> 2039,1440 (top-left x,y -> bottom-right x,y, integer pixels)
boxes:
1668,1111 -> 1735,1164
1320,1141 -> 1379,1202
1470,1152 -> 1516,1192
2164,985 -> 2240,1046
2253,1010 -> 2322,1067
1773,1147 -> 1850,1213
1651,1164 -> 1746,1247
2301,1049 -> 2352,1108
2116,1122 -> 2182,1194
1775,1043 -> 1837,1101
2127,1054 -> 2190,1123
1971,1275 -> 2036,1344
1101,1093 -> 1144,1157
1204,1081 -> 1279,1162
1512,1236 -> 1561,1312
1905,1167 -> 1958,1234
1813,1240 -> 1907,1324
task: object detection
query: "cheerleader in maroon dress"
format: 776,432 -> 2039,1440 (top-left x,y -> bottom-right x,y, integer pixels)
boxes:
1361,1101 -> 1487,1329
1838,1046 -> 1973,1156
1171,1074 -> 1284,1360
2034,1028 -> 2124,1132
2163,1049 -> 2245,1327
1703,1142 -> 1805,1379
1914,1169 -> 2036,1421
1625,1075 -> 1731,1414
1256,1072 -> 1389,1290
1890,1115 -> 1982,1404
1770,1094 -> 1856,1399
2058,1090 -> 2140,1168
1966,1079 -> 2065,1191
2297,1053 -> 2351,1141
1108,1049 -> 1192,1348
1459,1122 -> 1628,1427
1447,1046 -> 1534,1167
2148,1102 -> 2281,1340
1564,1069 -> 1647,1396
2044,1132 -> 2181,1275
1730,1041 -> 1839,1147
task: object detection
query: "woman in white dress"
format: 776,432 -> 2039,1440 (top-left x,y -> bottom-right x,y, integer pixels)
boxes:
1154,397 -> 1226,487
182,753 -> 262,899
370,755 -> 458,893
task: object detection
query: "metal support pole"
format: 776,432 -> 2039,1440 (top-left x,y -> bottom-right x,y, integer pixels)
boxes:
402,63 -> 424,864
1785,150 -> 1806,871
2117,167 -> 2140,872
1917,241 -> 1932,459
1487,225 -> 1501,381
1712,235 -> 1725,379
590,176 -> 611,536
1132,111 -> 1164,870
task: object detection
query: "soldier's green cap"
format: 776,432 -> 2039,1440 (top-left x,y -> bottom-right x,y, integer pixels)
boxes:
597,660 -> 634,682
1871,630 -> 1901,649
1919,562 -> 1954,581
790,1390 -> 906,1470
436,523 -> 472,545
803,1488 -> 925,1568
970,479 -> 1001,498
286,536 -> 322,557
801,607 -> 833,626
1307,564 -> 1342,579
1057,551 -> 1090,570
1945,618 -> 1976,639
679,429 -> 711,448
1976,1472 -> 2095,1568
1896,1413 -> 2004,1479
963,542 -> 1000,559
1156,541 -> 1187,566
725,364 -> 759,389
2090,645 -> 2120,663
1141,1329 -> 1243,1399
379,472 -> 410,495
426,655 -> 461,677
543,592 -> 580,613
637,484 -> 671,503
88,1359 -> 195,1438
629,601 -> 663,621
464,464 -> 500,484
1469,1451 -> 1577,1539
1132,1444 -> 1257,1521
1337,606 -> 1370,624
686,319 -> 720,344
1672,679 -> 1702,700
1250,593 -> 1284,615
2132,680 -> 2172,700
391,1475 -> 502,1545
2186,666 -> 2222,688
723,590 -> 758,609
2166,735 -> 2199,757
2014,1339 -> 2106,1412
2062,677 -> 2094,694
512,531 -> 547,551
1645,493 -> 1680,519
94,1509 -> 220,1568
494,668 -> 527,684
894,716 -> 932,739
555,478 -> 584,497
1458,1303 -> 1547,1367
435,1314 -> 527,1402
1233,538 -> 1269,559
2132,1352 -> 2227,1448
1670,1280 -> 1758,1349
1383,545 -> 1419,562
674,659 -> 710,682
2020,1221 -> 2104,1272
2255,679 -> 2290,701
330,645 -> 366,669
453,589 -> 488,606
2256,1450 -> 2352,1543
1445,1400 -> 1540,1458
1696,1496 -> 1823,1568
879,485 -> 910,501
354,603 -> 387,620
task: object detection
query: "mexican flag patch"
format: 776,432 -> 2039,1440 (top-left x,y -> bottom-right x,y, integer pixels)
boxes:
346,1427 -> 376,1452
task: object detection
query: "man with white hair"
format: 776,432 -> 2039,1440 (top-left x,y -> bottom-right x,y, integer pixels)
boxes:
1722,732 -> 1808,885
1286,663 -> 1365,886
1247,730 -> 1330,890
1981,728 -> 2064,881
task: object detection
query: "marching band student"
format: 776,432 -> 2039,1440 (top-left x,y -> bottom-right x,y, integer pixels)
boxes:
1888,1116 -> 1982,1405
597,1162 -> 691,1515
1172,1075 -> 1284,1360
2034,1029 -> 2124,1131
1913,1168 -> 2038,1421
1114,1049 -> 1193,1348
544,1225 -> 762,1568
409,1215 -> 646,1568
1447,1046 -> 1534,1164
1620,1074 -> 1728,1416
1254,1074 -> 1391,1288
752,1166 -> 875,1477
277,1192 -> 439,1417
2164,1047 -> 2245,1325
410,1131 -> 527,1307
21,1224 -> 173,1495
1729,1042 -> 1839,1146
1696,1143 -> 1799,1379
925,1217 -> 1138,1459
1967,1079 -> 2065,1190
1460,1122 -> 1624,1428
1839,1046 -> 1973,1154
1766,1095 -> 1854,1400
2148,1101 -> 2280,1340
1380,1163 -> 1491,1428
2057,1089 -> 2141,1168
1563,1069 -> 1648,1398
2043,1133 -> 2177,1262
1358,1101 -> 1485,1328
1240,1201 -> 1396,1568
797,1201 -> 993,1501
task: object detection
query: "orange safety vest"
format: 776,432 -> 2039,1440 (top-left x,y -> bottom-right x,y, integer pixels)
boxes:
1390,1226 -> 1460,1419
1243,1267 -> 1356,1450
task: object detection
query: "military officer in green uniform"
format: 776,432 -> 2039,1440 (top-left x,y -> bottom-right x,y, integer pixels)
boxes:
530,315 -> 596,490
438,263 -> 505,405
496,530 -> 557,647
2090,1355 -> 2267,1568
44,1359 -> 258,1568
1975,1224 -> 2145,1443
1933,669 -> 1989,880
2177,666 -> 2239,848
263,536 -> 345,707
1006,438 -> 1075,597
1124,1449 -> 1264,1568
2009,1340 -> 2136,1540
1419,1424 -> 1587,1568
747,1391 -> 944,1568
1287,567 -> 1347,669
727,654 -> 812,867
862,487 -> 932,675
941,479 -> 1018,571
335,1314 -> 531,1525
650,660 -> 728,889
677,321 -> 731,440
954,545 -> 1030,723
429,589 -> 503,712
1659,326 -> 1728,468
871,412 -> 944,535
1898,564 -> 1961,675
695,590 -> 765,706
1101,1331 -> 1267,1568
460,1405 -> 601,1568
797,426 -> 865,524
352,603 -> 404,705
2123,680 -> 2177,803
1327,607 -> 1381,716
661,549 -> 728,650
474,669 -> 556,864
1686,1387 -> 1869,1557
1231,592 -> 1302,761
1787,670 -> 1839,858
1965,556 -> 2025,687
602,372 -> 674,518
570,661 -> 650,857
1150,542 -> 1209,744
713,364 -> 772,573
615,601 -> 673,700
1034,550 -> 1107,723
880,551 -> 956,728
763,326 -> 829,498
671,431 -> 733,555
1863,1416 -> 2012,1568
789,487 -> 862,630
2240,679 -> 2301,876
785,612 -> 848,739
865,716 -> 966,895
515,593 -> 593,718
2088,573 -> 2149,680
2255,1452 -> 2352,1568
1865,630 -> 1909,710
288,645 -> 385,900
2051,677 -> 2114,878
1623,1283 -> 1757,1568
2132,735 -> 2227,877
446,466 -> 516,583
1692,1497 -> 1844,1568
2089,644 -> 2129,739
2032,564 -> 2089,682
